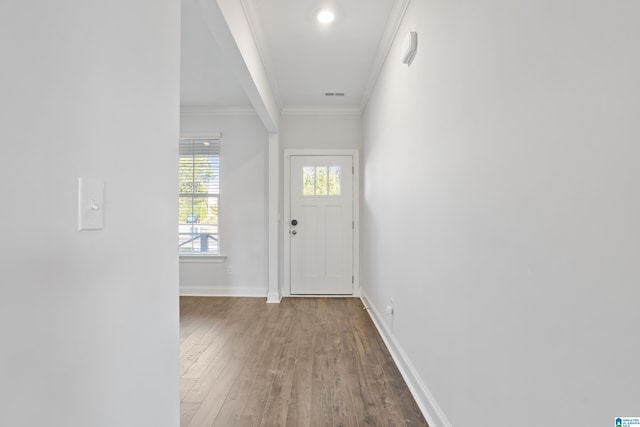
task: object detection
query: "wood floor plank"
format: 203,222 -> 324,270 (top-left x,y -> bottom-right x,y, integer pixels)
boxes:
328,349 -> 357,427
311,380 -> 333,427
180,297 -> 429,427
347,348 -> 383,426
285,358 -> 313,427
312,333 -> 331,382
187,355 -> 246,427
237,340 -> 285,424
180,344 -> 209,376
182,305 -> 260,402
374,342 -> 429,426
181,377 -> 198,401
239,303 -> 295,425
210,317 -> 277,426
351,309 -> 408,426
181,402 -> 201,427
353,305 -> 425,426
179,297 -> 227,345
285,309 -> 313,427
259,312 -> 300,427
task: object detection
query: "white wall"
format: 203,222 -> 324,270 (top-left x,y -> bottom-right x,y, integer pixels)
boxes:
280,113 -> 362,151
180,112 -> 268,296
0,1 -> 180,426
362,1 -> 640,426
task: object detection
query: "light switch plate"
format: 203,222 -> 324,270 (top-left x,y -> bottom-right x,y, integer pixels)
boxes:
78,177 -> 105,231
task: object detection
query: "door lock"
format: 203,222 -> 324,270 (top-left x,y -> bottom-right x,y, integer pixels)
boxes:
291,219 -> 298,226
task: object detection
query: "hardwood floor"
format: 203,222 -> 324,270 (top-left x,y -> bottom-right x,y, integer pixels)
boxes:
180,297 -> 428,427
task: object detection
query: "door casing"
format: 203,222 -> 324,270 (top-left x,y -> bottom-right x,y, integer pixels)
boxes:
283,149 -> 360,297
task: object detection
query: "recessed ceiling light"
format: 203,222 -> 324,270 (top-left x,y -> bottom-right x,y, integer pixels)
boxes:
317,10 -> 335,24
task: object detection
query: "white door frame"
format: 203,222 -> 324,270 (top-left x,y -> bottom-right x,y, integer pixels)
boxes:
283,149 -> 360,297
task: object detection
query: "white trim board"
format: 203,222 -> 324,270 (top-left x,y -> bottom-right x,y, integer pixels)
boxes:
283,149 -> 360,298
286,294 -> 360,299
196,0 -> 279,132
179,131 -> 222,139
179,255 -> 226,264
281,107 -> 362,116
180,286 -> 267,298
239,0 -> 283,109
180,107 -> 256,116
360,291 -> 452,427
267,133 -> 281,304
360,0 -> 411,111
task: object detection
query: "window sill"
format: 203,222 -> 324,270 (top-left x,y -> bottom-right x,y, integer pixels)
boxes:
179,254 -> 227,263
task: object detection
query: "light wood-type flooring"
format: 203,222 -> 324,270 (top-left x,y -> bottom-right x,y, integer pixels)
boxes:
180,297 -> 428,427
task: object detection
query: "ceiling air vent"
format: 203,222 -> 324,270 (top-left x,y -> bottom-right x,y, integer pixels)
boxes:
324,92 -> 346,97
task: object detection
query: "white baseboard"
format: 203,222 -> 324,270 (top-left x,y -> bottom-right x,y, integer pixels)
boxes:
360,291 -> 452,427
180,286 -> 267,298
266,290 -> 282,303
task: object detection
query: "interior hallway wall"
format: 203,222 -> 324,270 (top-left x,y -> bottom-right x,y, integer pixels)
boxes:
0,1 -> 180,425
180,111 -> 268,296
361,1 -> 640,425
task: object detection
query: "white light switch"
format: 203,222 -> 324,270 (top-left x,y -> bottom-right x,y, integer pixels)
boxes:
78,177 -> 105,231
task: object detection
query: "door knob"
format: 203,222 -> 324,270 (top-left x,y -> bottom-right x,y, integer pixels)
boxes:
291,230 -> 297,235
291,219 -> 298,226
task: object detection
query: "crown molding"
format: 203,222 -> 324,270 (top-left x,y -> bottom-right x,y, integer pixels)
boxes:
360,0 -> 411,112
281,106 -> 362,116
180,106 -> 257,116
179,132 -> 222,139
240,0 -> 283,110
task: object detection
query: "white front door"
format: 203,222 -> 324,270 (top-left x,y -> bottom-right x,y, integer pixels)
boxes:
290,155 -> 353,295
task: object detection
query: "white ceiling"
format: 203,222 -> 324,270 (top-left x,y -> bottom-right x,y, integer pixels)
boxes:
180,0 -> 400,112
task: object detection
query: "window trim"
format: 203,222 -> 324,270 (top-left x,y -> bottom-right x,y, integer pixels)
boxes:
178,135 -> 222,256
179,254 -> 227,263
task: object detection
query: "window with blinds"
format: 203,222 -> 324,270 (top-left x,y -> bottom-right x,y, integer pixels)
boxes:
178,138 -> 220,255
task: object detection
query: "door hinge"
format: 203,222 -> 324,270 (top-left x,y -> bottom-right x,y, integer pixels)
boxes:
352,166 -> 355,174
352,276 -> 354,284
352,221 -> 354,230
